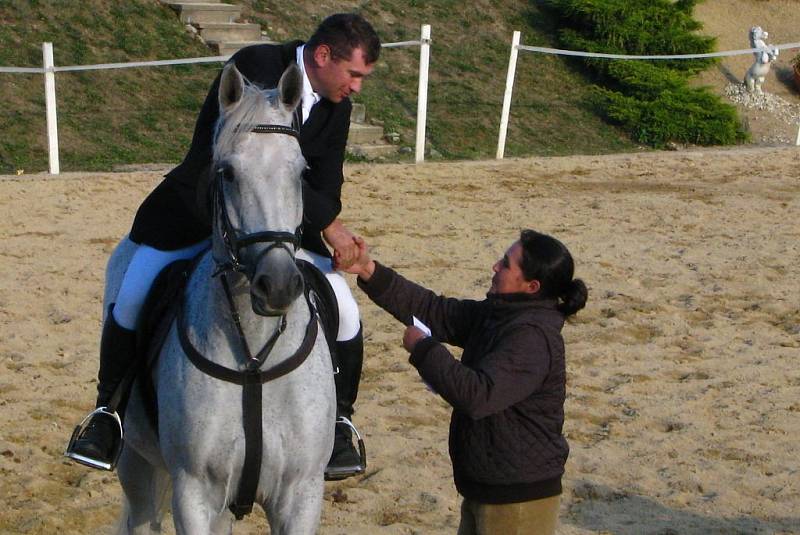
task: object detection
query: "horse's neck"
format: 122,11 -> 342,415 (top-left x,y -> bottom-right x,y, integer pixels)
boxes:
185,258 -> 310,369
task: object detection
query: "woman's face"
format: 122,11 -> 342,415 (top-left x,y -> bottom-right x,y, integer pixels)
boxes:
489,241 -> 537,295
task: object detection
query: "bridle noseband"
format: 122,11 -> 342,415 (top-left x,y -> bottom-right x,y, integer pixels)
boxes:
212,123 -> 302,277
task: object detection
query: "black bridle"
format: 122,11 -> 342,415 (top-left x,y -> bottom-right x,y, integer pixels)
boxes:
212,123 -> 302,277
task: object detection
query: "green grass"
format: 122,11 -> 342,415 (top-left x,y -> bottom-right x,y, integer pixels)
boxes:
2,0 -> 723,173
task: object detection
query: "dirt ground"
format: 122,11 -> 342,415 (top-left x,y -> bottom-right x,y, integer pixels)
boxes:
1,145 -> 799,534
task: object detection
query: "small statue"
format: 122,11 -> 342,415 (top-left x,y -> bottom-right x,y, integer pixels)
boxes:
744,26 -> 779,95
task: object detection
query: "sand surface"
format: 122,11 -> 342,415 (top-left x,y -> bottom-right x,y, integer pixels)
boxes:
1,145 -> 799,534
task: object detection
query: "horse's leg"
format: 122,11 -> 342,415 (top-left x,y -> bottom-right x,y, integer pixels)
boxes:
209,513 -> 234,535
171,473 -> 232,535
265,476 -> 325,535
116,446 -> 170,534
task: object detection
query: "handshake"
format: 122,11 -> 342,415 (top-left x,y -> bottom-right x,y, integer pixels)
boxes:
333,235 -> 375,280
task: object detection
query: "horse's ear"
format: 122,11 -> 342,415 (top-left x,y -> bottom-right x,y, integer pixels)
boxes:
278,64 -> 302,112
219,63 -> 244,113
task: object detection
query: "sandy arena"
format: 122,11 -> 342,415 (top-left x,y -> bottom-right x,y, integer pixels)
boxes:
0,146 -> 798,534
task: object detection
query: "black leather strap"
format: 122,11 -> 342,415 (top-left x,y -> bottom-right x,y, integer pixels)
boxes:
230,371 -> 263,519
250,124 -> 299,137
177,290 -> 318,385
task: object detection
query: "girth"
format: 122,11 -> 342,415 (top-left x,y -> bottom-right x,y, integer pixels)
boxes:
177,283 -> 319,520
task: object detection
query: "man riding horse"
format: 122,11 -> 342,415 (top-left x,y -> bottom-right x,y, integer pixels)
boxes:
66,13 -> 380,480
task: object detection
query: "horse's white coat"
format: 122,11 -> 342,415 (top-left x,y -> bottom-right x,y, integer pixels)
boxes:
107,64 -> 335,535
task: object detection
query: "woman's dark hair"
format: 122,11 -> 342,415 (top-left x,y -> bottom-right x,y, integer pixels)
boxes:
306,13 -> 381,65
519,229 -> 588,316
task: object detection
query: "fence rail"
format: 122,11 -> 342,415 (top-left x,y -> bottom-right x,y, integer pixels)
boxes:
1,25 -> 432,174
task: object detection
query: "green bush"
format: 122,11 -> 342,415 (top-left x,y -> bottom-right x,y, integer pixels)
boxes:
537,0 -> 747,147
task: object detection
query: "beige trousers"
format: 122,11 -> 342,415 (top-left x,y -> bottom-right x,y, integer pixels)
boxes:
456,495 -> 560,535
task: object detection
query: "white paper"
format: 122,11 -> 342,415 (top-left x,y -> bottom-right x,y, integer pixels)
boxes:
411,316 -> 436,394
412,316 -> 432,337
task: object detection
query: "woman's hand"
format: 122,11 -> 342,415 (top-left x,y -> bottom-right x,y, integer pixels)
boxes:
403,325 -> 428,352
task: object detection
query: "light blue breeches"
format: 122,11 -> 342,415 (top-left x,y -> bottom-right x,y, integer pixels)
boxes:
113,242 -> 360,342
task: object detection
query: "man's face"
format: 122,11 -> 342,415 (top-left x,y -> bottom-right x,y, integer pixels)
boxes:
311,45 -> 374,102
489,241 -> 536,295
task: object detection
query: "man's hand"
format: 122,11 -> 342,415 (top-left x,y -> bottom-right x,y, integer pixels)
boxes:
323,219 -> 359,270
403,326 -> 428,352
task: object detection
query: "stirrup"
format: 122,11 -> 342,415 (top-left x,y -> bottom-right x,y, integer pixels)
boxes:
324,416 -> 367,481
64,407 -> 124,471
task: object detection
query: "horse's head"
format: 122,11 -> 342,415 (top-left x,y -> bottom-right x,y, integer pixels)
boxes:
211,63 -> 307,316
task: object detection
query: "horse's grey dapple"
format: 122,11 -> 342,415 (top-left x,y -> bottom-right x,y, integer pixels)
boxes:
105,63 -> 335,534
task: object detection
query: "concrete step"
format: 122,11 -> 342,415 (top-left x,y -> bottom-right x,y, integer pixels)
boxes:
212,40 -> 278,56
347,143 -> 398,160
348,124 -> 384,145
170,3 -> 241,24
350,103 -> 366,124
197,22 -> 261,43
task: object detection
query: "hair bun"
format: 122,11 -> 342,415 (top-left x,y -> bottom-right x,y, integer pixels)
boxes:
558,278 -> 588,316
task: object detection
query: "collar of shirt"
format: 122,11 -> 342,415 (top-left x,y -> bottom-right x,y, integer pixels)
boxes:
295,44 -> 320,124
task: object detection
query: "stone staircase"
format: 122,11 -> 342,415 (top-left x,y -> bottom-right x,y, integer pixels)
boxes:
162,0 -> 270,55
348,103 -> 398,159
161,0 -> 397,159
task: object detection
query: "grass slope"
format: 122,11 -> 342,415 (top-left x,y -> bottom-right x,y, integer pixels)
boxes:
0,0 -> 642,173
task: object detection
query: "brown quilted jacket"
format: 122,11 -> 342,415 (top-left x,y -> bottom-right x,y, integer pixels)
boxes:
358,263 -> 568,504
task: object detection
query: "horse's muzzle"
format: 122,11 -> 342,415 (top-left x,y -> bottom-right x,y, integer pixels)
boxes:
250,265 -> 304,316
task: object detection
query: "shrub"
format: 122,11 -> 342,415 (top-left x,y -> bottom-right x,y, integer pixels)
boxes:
537,0 -> 747,147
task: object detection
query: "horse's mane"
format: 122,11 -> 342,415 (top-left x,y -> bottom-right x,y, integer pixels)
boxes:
213,76 -> 280,163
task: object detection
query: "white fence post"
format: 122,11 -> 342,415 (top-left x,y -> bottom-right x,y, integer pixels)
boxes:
496,31 -> 520,160
42,42 -> 60,175
415,24 -> 431,163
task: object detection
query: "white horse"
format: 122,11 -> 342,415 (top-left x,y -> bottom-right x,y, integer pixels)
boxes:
105,63 -> 335,534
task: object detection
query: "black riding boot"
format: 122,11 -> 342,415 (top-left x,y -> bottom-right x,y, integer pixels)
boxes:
66,310 -> 137,470
325,326 -> 365,480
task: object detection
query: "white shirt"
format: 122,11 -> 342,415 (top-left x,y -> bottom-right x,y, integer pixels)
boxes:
295,45 -> 320,124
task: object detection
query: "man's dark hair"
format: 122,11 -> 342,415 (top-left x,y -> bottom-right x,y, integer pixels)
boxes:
306,13 -> 381,64
519,229 -> 588,316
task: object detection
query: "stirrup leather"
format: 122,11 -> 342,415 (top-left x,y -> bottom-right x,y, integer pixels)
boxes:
64,407 -> 124,471
324,416 -> 367,481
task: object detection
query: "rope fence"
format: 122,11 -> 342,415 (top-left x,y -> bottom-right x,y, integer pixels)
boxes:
1,25 -> 431,174
2,25 -> 799,172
